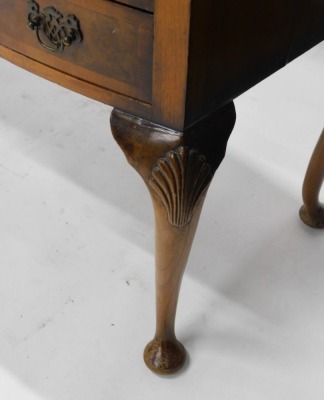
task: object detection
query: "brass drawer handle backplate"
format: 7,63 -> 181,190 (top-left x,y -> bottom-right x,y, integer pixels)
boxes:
27,0 -> 82,54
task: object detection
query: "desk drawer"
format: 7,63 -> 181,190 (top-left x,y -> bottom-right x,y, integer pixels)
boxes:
0,0 -> 153,103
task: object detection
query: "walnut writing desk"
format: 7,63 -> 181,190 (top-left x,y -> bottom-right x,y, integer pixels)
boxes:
0,0 -> 323,375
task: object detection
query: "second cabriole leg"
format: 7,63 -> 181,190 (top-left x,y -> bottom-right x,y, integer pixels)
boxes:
300,128 -> 324,228
110,103 -> 236,375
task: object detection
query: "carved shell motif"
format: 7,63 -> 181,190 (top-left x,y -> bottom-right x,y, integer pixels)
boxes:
149,146 -> 213,227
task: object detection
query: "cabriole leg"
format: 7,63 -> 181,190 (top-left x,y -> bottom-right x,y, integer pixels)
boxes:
110,103 -> 236,374
300,128 -> 324,228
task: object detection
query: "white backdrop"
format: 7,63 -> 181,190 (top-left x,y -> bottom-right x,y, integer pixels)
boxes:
0,42 -> 323,399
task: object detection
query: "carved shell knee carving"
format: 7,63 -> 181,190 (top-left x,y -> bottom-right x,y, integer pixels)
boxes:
149,146 -> 213,227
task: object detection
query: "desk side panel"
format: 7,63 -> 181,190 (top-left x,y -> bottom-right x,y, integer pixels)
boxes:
287,0 -> 324,61
185,0 -> 323,127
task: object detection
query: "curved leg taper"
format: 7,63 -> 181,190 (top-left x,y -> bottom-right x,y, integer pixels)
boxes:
300,128 -> 324,228
110,103 -> 236,374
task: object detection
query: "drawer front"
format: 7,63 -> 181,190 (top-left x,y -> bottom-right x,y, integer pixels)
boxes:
0,0 -> 153,103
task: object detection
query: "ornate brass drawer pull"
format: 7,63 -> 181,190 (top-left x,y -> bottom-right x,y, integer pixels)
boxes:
27,0 -> 82,54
